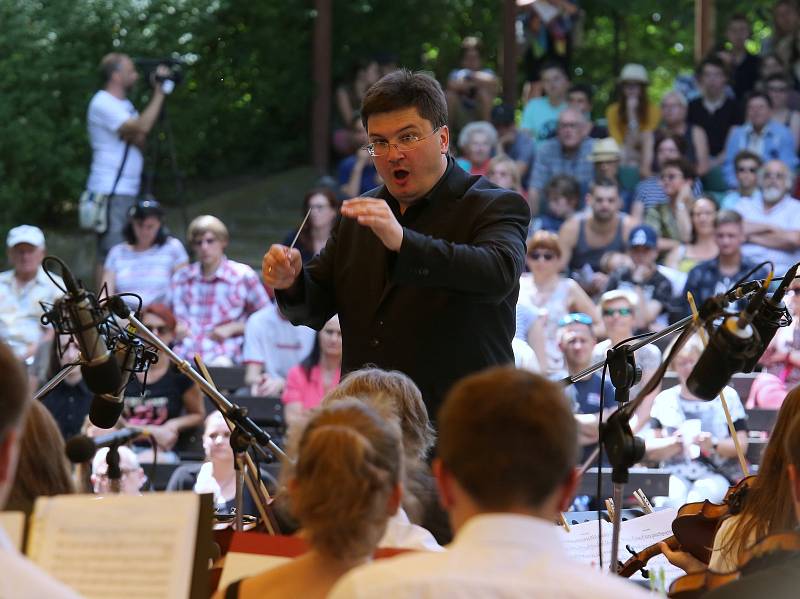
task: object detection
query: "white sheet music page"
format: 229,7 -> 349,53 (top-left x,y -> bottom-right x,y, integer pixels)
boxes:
558,508 -> 684,585
27,492 -> 200,599
0,511 -> 26,551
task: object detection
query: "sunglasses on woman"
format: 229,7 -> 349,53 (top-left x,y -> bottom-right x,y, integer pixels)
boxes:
602,307 -> 633,317
528,251 -> 556,261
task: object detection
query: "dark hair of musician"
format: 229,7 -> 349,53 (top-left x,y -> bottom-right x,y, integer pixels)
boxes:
0,341 -> 29,443
361,69 -> 448,130
437,366 -> 577,510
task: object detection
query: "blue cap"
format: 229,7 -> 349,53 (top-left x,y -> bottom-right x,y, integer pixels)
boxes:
628,224 -> 658,249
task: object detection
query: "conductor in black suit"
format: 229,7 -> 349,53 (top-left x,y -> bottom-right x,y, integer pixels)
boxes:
262,69 -> 529,418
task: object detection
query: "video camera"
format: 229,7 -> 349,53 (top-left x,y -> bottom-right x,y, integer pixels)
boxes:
133,57 -> 185,90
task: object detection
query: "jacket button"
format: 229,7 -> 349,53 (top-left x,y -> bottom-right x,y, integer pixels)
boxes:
370,338 -> 380,347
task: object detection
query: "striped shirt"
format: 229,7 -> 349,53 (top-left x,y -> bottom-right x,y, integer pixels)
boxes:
635,176 -> 703,209
105,237 -> 188,306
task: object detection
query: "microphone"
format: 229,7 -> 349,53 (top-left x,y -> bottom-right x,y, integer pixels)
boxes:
65,427 -> 145,463
686,284 -> 768,401
742,264 -> 798,372
88,333 -> 141,428
56,263 -> 122,395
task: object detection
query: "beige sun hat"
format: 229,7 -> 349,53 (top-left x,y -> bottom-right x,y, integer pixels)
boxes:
619,63 -> 649,84
588,138 -> 622,163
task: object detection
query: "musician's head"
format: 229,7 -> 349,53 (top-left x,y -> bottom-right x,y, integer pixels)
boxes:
0,340 -> 30,508
289,399 -> 402,560
434,366 -> 578,531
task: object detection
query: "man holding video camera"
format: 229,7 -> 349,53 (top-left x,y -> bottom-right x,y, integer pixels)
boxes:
86,53 -> 171,282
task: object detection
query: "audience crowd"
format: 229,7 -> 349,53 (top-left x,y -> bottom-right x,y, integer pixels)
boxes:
6,4 -> 800,597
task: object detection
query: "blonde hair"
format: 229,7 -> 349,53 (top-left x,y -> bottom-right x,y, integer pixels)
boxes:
291,400 -> 401,559
487,155 -> 522,191
186,215 -> 229,244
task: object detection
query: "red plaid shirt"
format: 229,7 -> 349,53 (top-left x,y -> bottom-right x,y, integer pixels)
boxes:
171,257 -> 268,364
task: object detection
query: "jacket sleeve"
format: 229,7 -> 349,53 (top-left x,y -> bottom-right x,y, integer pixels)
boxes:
391,191 -> 530,303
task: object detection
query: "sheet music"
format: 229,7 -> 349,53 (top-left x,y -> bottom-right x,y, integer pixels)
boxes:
558,509 -> 685,586
0,511 -> 25,550
219,553 -> 290,589
27,493 -> 200,599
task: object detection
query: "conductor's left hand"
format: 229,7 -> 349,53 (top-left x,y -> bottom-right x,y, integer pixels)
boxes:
341,198 -> 403,251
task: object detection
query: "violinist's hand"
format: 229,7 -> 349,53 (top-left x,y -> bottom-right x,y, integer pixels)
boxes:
660,542 -> 706,574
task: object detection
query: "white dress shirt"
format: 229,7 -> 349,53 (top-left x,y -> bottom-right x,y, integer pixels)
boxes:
0,526 -> 83,598
378,508 -> 443,552
329,513 -> 650,599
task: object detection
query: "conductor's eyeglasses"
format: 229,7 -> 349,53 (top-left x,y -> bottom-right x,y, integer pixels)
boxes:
364,127 -> 441,157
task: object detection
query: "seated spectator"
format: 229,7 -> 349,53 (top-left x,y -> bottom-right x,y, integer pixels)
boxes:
528,107 -> 594,215
282,315 -> 342,428
338,116 -> 380,198
687,56 -> 744,165
101,199 -> 188,306
587,137 -> 637,215
122,304 -> 205,463
560,178 -> 634,298
605,63 -> 661,174
455,121 -> 497,176
734,159 -> 800,275
763,73 -> 800,150
567,83 -> 609,139
0,339 -> 82,598
7,400 -> 74,515
521,60 -> 569,146
91,445 -> 147,496
0,225 -> 62,365
171,215 -> 269,365
216,400 -> 403,599
168,411 -> 263,515
485,155 -> 524,196
282,188 -> 340,264
445,36 -> 499,137
244,303 -> 315,398
645,158 -> 696,253
648,334 -> 748,507
653,90 -> 710,177
717,13 -> 761,99
40,334 -> 92,440
681,210 -> 767,314
535,174 -> 580,232
720,150 -> 762,210
634,132 -> 703,215
517,232 -> 598,378
749,276 -> 800,408
512,337 -> 542,373
723,91 -> 797,188
323,368 -> 441,549
757,52 -> 800,110
606,225 -> 675,331
333,58 -> 380,156
664,196 -> 719,273
329,367 -> 649,599
490,103 -> 535,188
592,290 -> 662,425
558,313 -> 615,453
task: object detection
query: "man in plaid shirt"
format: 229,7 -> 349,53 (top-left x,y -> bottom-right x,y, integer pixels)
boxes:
171,215 -> 268,365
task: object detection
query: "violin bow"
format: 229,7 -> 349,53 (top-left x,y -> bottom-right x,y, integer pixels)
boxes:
687,292 -> 750,478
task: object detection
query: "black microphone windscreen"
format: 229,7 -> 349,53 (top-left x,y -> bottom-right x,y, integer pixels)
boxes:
82,357 -> 123,396
89,395 -> 125,429
65,435 -> 96,463
686,319 -> 757,400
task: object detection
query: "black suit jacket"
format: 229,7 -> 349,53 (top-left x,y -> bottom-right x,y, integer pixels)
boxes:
277,159 -> 530,417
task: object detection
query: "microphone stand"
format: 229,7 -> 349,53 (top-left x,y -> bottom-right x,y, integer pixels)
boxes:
33,364 -> 79,401
108,298 -> 284,532
106,442 -> 122,494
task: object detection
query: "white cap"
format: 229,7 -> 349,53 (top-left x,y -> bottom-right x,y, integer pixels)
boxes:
6,225 -> 45,249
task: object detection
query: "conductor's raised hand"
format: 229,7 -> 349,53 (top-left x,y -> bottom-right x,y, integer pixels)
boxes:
340,197 -> 403,251
262,244 -> 302,289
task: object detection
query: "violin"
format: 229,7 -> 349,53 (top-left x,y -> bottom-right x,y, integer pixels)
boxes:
617,476 -> 755,578
667,530 -> 800,599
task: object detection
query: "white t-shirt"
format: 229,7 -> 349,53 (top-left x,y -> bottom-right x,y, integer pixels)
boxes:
734,194 -> 800,276
243,304 -> 315,379
104,237 -> 188,306
86,90 -> 144,196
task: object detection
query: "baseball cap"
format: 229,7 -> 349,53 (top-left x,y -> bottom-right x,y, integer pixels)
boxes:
599,289 -> 639,308
628,225 -> 658,249
6,225 -> 45,249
